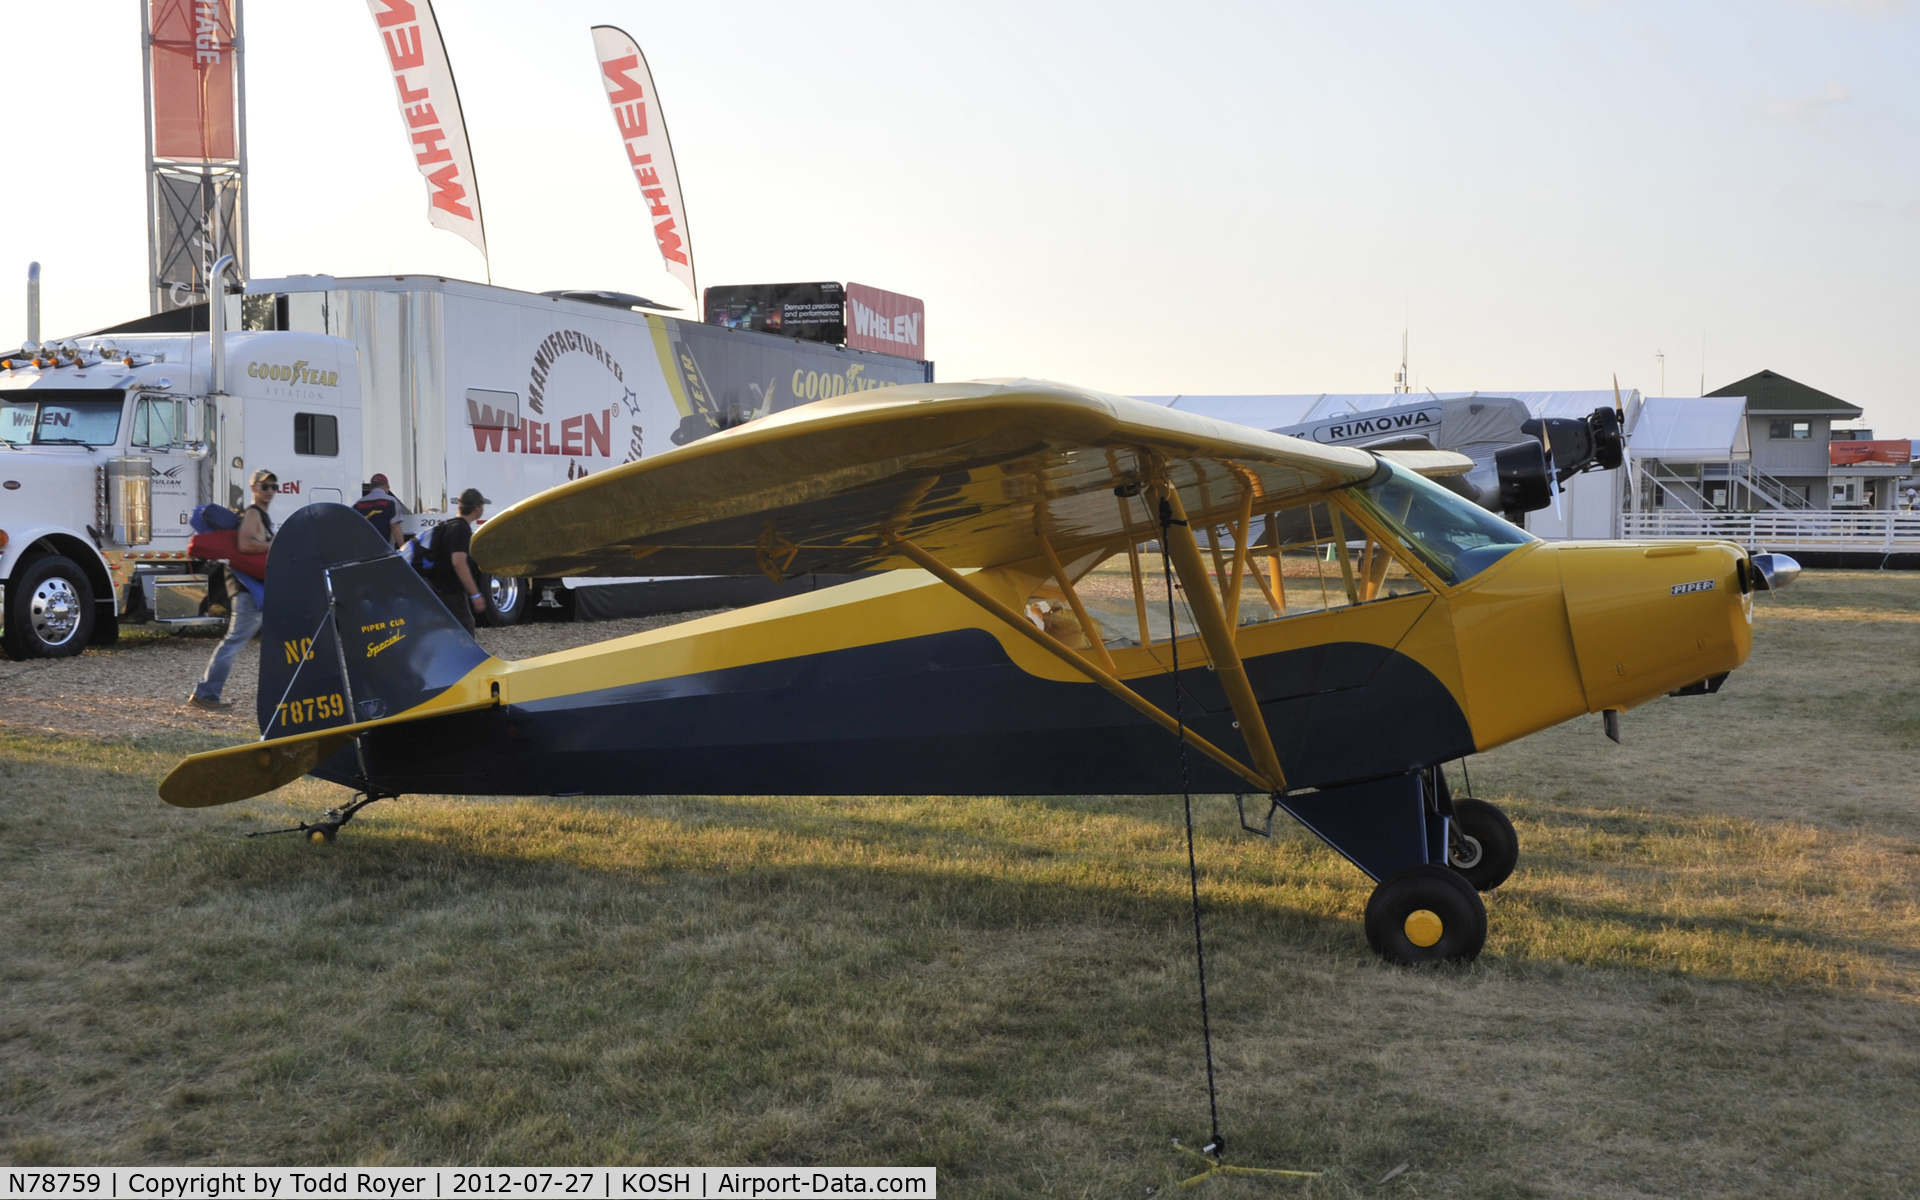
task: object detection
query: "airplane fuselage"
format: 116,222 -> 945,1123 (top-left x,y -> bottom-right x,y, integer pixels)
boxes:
319,539 -> 1751,799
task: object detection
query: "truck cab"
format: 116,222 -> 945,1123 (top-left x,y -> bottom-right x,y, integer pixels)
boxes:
0,330 -> 362,658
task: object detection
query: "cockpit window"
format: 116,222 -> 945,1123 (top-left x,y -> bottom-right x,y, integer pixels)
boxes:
0,390 -> 126,446
1065,496 -> 1436,649
1340,460 -> 1536,584
1015,462 -> 1532,657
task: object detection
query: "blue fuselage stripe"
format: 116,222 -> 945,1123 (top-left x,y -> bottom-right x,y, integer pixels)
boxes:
320,629 -> 1473,797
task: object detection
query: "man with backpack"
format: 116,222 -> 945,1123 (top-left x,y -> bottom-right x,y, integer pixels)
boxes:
423,488 -> 490,633
187,469 -> 278,712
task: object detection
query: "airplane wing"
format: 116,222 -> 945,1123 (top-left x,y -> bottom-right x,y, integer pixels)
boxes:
1377,448 -> 1473,477
473,379 -> 1406,580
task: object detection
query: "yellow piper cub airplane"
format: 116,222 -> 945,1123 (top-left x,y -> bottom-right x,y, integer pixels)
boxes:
161,380 -> 1786,964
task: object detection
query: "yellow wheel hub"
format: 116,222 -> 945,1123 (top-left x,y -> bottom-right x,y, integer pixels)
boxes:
1404,909 -> 1444,947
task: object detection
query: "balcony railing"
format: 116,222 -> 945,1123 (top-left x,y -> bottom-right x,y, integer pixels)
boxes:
1620,511 -> 1920,548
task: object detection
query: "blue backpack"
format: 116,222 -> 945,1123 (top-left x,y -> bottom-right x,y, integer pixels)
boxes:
399,524 -> 439,577
189,504 -> 241,534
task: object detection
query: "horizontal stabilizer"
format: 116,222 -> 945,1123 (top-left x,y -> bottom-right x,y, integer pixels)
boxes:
473,380 -> 1381,581
159,694 -> 498,808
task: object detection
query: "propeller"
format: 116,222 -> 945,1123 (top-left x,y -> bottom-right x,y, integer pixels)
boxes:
1614,374 -> 1637,508
1537,419 -> 1565,528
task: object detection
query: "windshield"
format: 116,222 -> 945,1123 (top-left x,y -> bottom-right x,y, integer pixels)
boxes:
1340,460 -> 1536,584
1,390 -> 126,446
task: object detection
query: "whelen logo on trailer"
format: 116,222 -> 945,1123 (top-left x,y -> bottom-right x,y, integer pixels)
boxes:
845,283 -> 925,359
467,395 -> 619,459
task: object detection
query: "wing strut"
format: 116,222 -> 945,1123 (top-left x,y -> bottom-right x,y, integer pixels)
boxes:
1034,526 -> 1118,675
885,534 -> 1277,794
1153,485 -> 1291,793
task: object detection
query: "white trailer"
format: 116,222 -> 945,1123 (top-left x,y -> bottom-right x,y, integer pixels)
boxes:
230,274 -> 931,621
1,273 -> 931,657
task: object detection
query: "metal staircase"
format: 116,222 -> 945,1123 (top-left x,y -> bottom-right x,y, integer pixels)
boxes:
1731,463 -> 1815,512
1651,463 -> 1813,513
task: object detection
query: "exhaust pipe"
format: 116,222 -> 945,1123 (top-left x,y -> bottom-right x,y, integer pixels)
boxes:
209,254 -> 234,394
26,261 -> 40,347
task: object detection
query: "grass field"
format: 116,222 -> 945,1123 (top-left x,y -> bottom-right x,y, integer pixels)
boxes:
3,572 -> 1919,1196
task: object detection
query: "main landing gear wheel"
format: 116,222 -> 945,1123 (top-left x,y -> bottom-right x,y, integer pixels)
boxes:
1365,864 -> 1488,965
1448,797 -> 1519,892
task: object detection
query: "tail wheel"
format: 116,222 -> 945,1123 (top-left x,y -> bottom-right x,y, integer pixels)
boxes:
483,575 -> 529,626
1448,798 -> 1519,892
2,554 -> 97,661
1365,863 -> 1488,965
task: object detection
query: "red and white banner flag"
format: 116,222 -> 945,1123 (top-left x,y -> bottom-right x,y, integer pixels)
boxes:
591,26 -> 696,303
366,0 -> 487,262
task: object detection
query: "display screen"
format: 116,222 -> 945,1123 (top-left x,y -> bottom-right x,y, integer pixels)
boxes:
704,282 -> 846,344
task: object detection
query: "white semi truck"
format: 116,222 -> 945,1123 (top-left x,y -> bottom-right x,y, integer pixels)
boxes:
0,272 -> 930,659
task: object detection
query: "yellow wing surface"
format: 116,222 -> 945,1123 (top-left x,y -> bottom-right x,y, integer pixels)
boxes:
473,379 -> 1417,581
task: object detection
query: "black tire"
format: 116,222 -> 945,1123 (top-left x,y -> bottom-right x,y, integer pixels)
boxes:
1364,863 -> 1487,965
1448,797 -> 1519,892
483,575 -> 529,626
89,604 -> 120,647
2,554 -> 97,660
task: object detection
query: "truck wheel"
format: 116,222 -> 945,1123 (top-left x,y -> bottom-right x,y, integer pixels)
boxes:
483,575 -> 529,626
3,555 -> 98,660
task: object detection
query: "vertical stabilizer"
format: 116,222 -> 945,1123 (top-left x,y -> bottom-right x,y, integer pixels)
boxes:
257,504 -> 490,738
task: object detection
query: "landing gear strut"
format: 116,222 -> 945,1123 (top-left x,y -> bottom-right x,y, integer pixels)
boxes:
246,792 -> 396,843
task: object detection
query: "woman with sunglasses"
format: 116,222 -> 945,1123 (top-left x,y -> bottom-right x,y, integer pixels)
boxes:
188,469 -> 278,712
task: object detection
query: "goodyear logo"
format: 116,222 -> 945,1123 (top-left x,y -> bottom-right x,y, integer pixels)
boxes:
248,359 -> 339,387
790,363 -> 898,401
1671,579 -> 1715,595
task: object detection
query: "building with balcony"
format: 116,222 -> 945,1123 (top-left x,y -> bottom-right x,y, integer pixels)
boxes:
1708,369 -> 1865,510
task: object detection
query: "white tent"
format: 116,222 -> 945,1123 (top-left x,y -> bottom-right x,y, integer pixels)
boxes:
1150,395 -> 1322,427
1149,390 -> 1642,429
1139,391 -> 1643,540
1626,396 -> 1749,461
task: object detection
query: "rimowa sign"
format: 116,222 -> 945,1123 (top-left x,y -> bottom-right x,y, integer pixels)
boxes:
844,283 -> 925,360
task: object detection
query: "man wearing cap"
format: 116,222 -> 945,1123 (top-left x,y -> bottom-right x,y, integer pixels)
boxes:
430,488 -> 491,633
187,469 -> 278,712
352,472 -> 404,548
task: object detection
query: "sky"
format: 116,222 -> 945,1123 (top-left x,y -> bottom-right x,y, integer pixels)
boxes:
3,1 -> 1916,427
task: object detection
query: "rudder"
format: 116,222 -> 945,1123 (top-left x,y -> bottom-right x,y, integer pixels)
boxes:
257,504 -> 491,738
